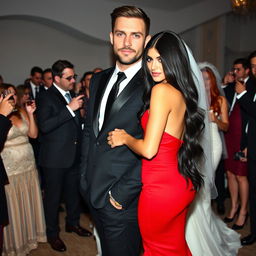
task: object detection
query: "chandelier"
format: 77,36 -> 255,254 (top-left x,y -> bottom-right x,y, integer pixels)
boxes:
230,0 -> 256,15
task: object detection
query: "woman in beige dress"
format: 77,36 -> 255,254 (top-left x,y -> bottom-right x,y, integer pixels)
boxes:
0,83 -> 46,256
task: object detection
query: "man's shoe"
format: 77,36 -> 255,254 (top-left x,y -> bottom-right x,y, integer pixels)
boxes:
241,234 -> 256,246
48,237 -> 67,252
65,224 -> 92,237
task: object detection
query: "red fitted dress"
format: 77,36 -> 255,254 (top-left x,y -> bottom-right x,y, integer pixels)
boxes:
138,110 -> 195,256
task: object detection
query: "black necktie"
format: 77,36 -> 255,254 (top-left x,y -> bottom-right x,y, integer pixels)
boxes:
104,72 -> 126,121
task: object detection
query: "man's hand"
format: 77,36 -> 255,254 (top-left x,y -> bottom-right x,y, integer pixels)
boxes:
109,198 -> 122,210
235,80 -> 246,94
0,94 -> 14,116
68,94 -> 84,111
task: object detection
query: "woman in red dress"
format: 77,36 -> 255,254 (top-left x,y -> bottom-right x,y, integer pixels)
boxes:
108,31 -> 205,255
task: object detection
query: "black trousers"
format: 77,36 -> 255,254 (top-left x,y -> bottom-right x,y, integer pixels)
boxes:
89,197 -> 141,256
43,164 -> 80,238
215,159 -> 226,205
248,157 -> 256,236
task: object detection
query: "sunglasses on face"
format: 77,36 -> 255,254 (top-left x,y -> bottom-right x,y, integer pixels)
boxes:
62,74 -> 78,81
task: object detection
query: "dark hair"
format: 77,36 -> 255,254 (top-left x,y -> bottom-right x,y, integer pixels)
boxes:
30,66 -> 43,76
43,68 -> 53,76
233,58 -> 250,70
111,6 -> 150,35
80,71 -> 94,83
248,50 -> 256,60
141,31 -> 204,191
52,60 -> 74,78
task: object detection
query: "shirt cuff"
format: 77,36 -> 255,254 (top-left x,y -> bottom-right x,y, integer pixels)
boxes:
236,90 -> 247,99
66,105 -> 75,117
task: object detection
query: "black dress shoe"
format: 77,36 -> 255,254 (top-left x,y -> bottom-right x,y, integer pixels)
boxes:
241,234 -> 256,246
48,237 -> 67,252
65,224 -> 92,237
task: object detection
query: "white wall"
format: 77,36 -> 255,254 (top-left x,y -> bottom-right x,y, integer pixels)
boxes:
0,18 -> 111,85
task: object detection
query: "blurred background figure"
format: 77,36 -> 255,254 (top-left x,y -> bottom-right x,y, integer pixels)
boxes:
92,67 -> 103,73
26,66 -> 43,100
42,68 -> 53,90
16,84 -> 31,109
79,71 -> 94,118
0,83 -> 46,256
0,75 -> 3,86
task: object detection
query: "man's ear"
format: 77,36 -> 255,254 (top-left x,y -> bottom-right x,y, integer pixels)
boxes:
55,76 -> 60,84
110,32 -> 113,45
144,35 -> 151,48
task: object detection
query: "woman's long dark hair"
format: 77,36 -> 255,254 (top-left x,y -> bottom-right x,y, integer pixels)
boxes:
141,31 -> 204,191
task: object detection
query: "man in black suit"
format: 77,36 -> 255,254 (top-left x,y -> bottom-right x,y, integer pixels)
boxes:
0,94 -> 13,254
237,51 -> 256,245
80,6 -> 151,256
37,60 -> 91,252
42,68 -> 53,91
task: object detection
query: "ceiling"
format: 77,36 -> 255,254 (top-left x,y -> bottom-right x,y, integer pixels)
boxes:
109,0 -> 205,11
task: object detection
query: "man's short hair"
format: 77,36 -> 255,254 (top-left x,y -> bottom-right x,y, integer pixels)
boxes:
30,66 -> 43,76
52,60 -> 74,78
111,6 -> 150,35
233,58 -> 250,70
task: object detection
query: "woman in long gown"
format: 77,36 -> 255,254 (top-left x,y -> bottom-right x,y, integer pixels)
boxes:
0,84 -> 46,256
185,63 -> 241,256
108,31 -> 205,256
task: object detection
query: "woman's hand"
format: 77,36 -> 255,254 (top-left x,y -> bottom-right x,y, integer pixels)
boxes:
108,129 -> 127,148
209,109 -> 218,122
25,100 -> 36,115
0,94 -> 14,116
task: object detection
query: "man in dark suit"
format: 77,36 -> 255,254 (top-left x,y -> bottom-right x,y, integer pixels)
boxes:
0,93 -> 14,254
237,51 -> 256,245
80,6 -> 151,256
37,60 -> 91,252
223,58 -> 256,228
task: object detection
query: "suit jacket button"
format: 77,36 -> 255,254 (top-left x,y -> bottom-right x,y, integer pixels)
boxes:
96,142 -> 100,146
74,141 -> 78,144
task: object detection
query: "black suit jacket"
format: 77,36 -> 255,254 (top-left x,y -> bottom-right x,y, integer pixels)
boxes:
37,85 -> 82,168
238,92 -> 256,160
0,114 -> 12,224
224,77 -> 256,150
80,68 -> 144,209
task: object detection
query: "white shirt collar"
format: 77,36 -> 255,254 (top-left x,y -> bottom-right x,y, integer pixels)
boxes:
53,83 -> 70,97
114,60 -> 142,80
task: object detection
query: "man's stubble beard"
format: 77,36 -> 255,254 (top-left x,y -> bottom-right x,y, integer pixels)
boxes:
114,50 -> 143,66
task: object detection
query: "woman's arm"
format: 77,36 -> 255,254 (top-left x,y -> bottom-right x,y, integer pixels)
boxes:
108,83 -> 182,159
23,101 -> 38,138
211,96 -> 229,132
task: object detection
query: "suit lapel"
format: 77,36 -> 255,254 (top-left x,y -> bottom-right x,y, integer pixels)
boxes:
99,70 -> 143,135
92,69 -> 114,137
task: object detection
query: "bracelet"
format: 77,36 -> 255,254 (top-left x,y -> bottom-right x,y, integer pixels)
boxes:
109,191 -> 122,208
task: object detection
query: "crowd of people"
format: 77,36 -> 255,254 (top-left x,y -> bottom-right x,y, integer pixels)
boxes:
0,4 -> 256,256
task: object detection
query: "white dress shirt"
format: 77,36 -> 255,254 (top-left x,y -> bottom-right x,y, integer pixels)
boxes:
53,83 -> 75,117
98,61 -> 142,130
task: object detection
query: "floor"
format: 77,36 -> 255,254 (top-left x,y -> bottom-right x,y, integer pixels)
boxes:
29,200 -> 256,256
